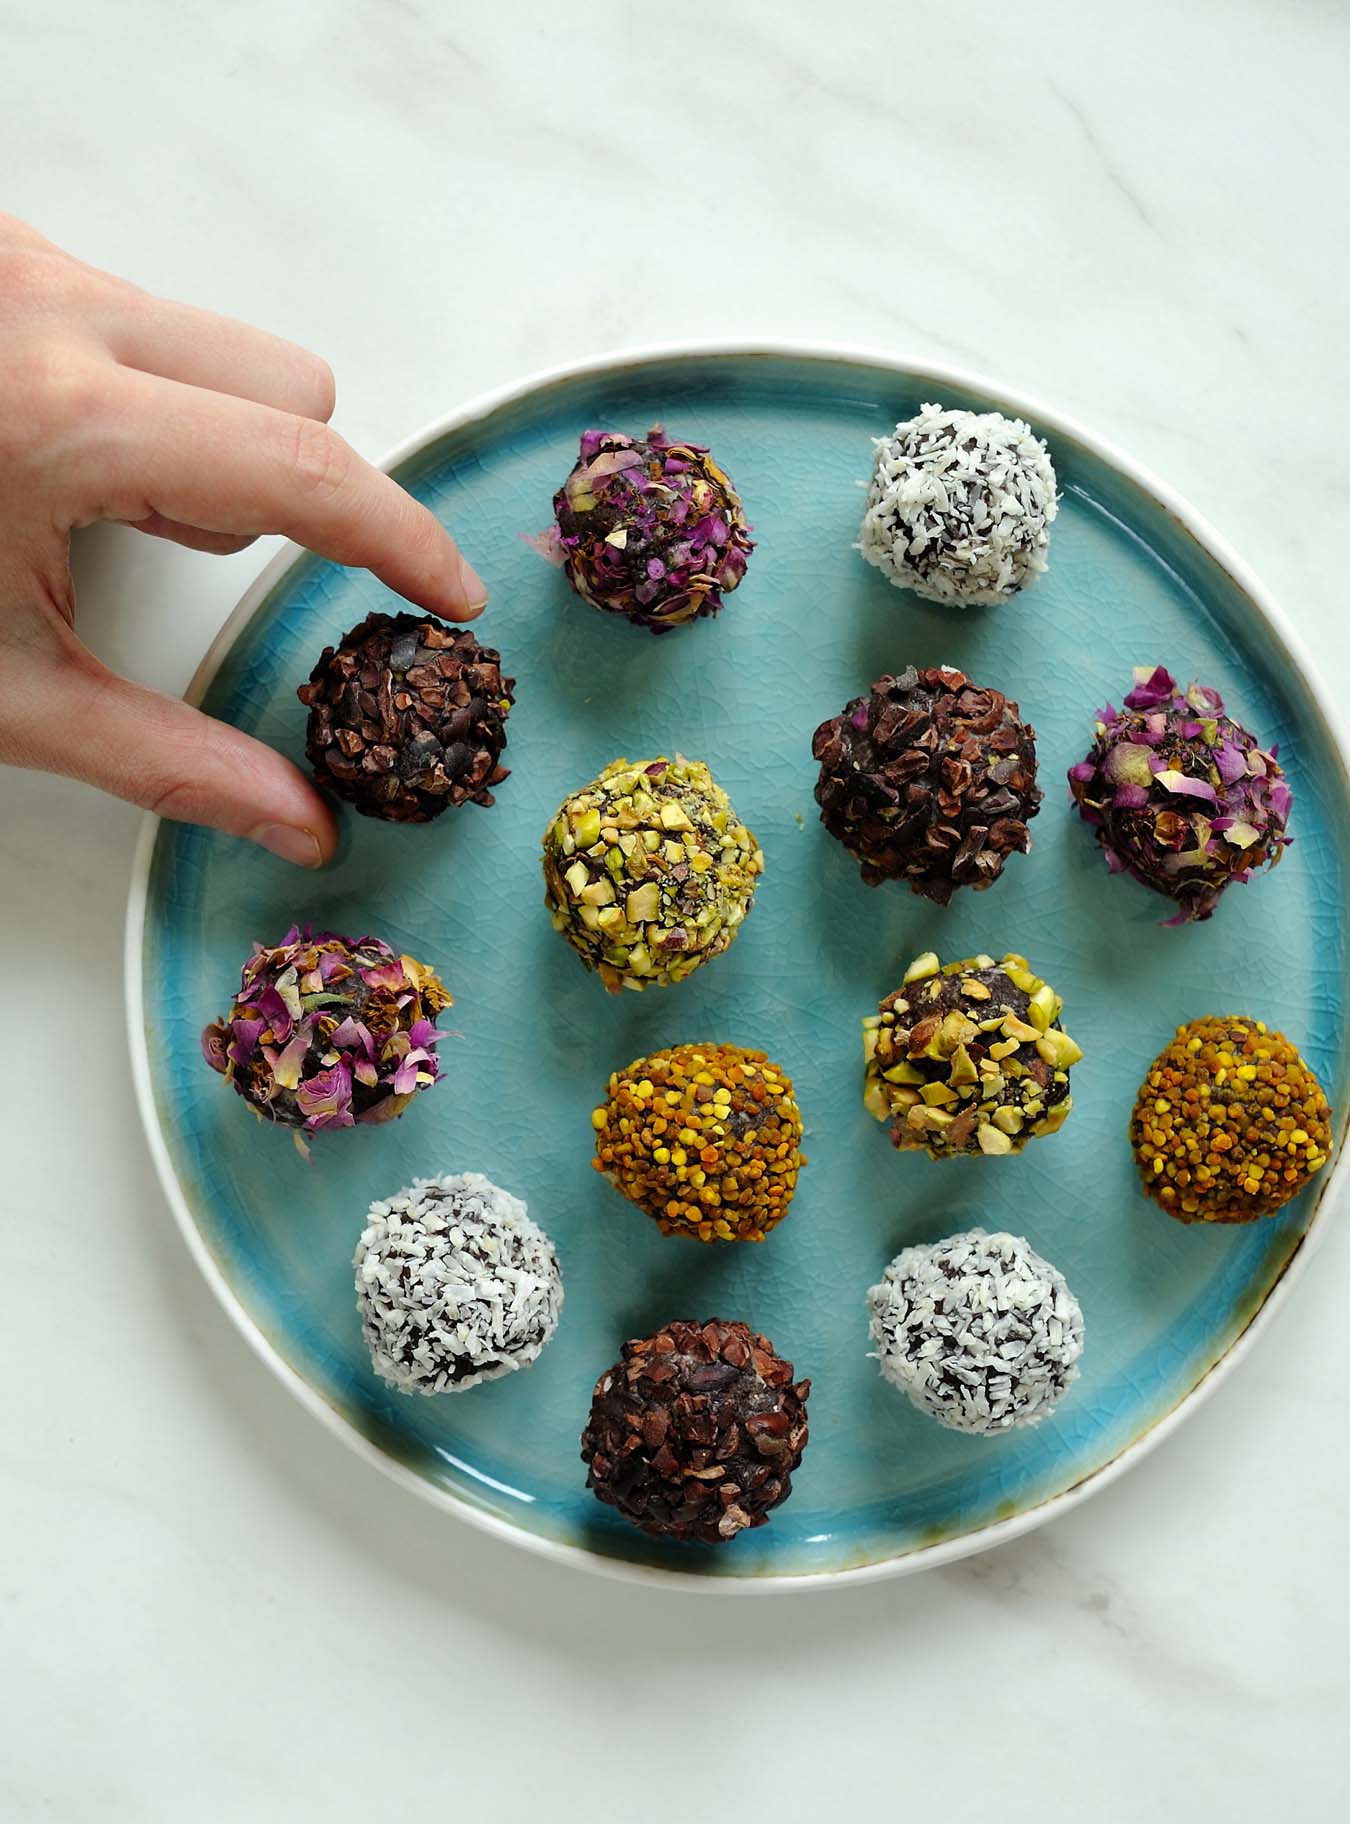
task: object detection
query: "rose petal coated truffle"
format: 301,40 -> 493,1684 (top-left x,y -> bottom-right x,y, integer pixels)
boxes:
859,403 -> 1058,605
863,951 -> 1081,1158
200,925 -> 450,1145
1068,665 -> 1292,923
592,1043 -> 806,1242
1131,1016 -> 1332,1222
542,755 -> 764,992
297,610 -> 514,822
354,1174 -> 563,1394
867,1230 -> 1084,1433
813,666 -> 1041,900
533,426 -> 753,633
580,1319 -> 810,1542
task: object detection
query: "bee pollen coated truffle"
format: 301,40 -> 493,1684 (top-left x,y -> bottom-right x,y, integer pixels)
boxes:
297,609 -> 514,822
580,1319 -> 810,1541
863,951 -> 1080,1158
867,1229 -> 1084,1433
592,1043 -> 806,1242
354,1174 -> 563,1394
858,403 -> 1058,605
542,755 -> 764,991
200,926 -> 450,1147
1131,1016 -> 1332,1221
1068,665 -> 1292,923
533,426 -> 753,632
813,666 -> 1041,901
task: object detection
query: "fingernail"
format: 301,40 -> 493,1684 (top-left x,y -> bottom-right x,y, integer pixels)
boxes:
251,823 -> 324,868
456,552 -> 489,613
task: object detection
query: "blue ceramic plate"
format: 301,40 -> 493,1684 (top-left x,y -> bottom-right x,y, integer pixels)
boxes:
127,346 -> 1350,1589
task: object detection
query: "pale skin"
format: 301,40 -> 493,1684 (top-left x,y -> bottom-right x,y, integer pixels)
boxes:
0,213 -> 487,867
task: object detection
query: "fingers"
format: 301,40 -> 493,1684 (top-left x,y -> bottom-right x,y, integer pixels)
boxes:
85,369 -> 488,619
4,616 -> 337,865
122,511 -> 258,556
105,296 -> 338,421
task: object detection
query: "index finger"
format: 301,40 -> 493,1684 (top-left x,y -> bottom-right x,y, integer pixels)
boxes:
91,369 -> 488,620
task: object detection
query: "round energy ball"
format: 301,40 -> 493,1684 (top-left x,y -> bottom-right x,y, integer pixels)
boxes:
542,754 -> 764,992
867,1230 -> 1084,1433
1068,665 -> 1292,924
859,403 -> 1058,605
1131,1016 -> 1332,1222
534,426 -> 754,633
863,951 -> 1081,1158
812,666 -> 1041,900
200,925 -> 451,1147
592,1043 -> 806,1243
297,610 -> 514,822
580,1318 -> 810,1542
354,1174 -> 563,1394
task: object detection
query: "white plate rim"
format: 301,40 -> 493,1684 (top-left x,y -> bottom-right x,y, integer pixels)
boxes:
124,338 -> 1350,1594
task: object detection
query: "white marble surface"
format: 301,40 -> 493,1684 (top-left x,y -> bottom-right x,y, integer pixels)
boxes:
3,1 -> 1348,1817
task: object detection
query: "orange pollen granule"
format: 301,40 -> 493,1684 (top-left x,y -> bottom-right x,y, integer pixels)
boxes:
1129,1015 -> 1332,1223
591,1042 -> 806,1242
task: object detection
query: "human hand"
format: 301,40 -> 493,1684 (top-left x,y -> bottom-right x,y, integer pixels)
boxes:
0,213 -> 487,866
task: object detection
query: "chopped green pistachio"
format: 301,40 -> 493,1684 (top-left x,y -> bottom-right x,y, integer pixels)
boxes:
903,951 -> 940,985
976,1123 -> 1014,1156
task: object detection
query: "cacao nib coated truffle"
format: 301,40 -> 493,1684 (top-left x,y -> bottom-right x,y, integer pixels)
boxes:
1131,1016 -> 1332,1223
1068,665 -> 1292,923
537,426 -> 753,633
812,665 -> 1041,900
859,403 -> 1058,605
592,1043 -> 806,1243
867,1230 -> 1084,1434
298,610 -> 514,822
581,1319 -> 810,1542
200,926 -> 451,1145
863,951 -> 1081,1158
542,755 -> 764,992
354,1174 -> 563,1394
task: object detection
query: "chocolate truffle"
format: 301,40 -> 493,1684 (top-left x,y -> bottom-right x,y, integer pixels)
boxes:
859,403 -> 1058,605
533,426 -> 753,633
542,755 -> 764,992
1131,1016 -> 1332,1222
297,610 -> 514,822
867,1229 -> 1084,1433
863,951 -> 1080,1158
813,666 -> 1041,900
354,1174 -> 563,1394
581,1319 -> 810,1542
1068,665 -> 1292,923
592,1043 -> 806,1243
200,925 -> 450,1147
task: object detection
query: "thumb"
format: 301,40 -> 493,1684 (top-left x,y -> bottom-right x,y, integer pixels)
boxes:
5,620 -> 337,866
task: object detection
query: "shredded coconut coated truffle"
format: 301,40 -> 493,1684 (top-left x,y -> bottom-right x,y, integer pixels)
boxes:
859,403 -> 1058,605
1131,1016 -> 1332,1222
592,1043 -> 806,1242
354,1174 -> 563,1394
867,1229 -> 1084,1433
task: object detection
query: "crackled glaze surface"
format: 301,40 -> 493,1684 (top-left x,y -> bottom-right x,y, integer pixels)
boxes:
140,353 -> 1349,1579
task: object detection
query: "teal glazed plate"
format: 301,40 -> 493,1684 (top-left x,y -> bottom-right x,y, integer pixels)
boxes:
127,345 -> 1350,1590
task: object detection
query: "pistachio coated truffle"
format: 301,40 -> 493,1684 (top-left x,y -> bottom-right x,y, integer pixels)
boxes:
200,925 -> 450,1147
592,1043 -> 805,1243
1131,1016 -> 1332,1222
580,1319 -> 810,1542
542,755 -> 764,992
1068,666 -> 1292,923
867,1230 -> 1084,1433
864,951 -> 1081,1158
533,426 -> 753,633
859,403 -> 1058,605
354,1174 -> 563,1394
812,666 -> 1041,900
297,610 -> 514,822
